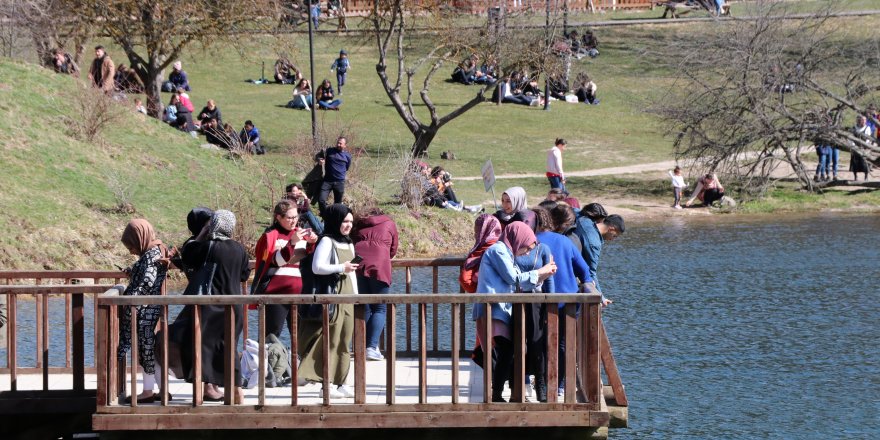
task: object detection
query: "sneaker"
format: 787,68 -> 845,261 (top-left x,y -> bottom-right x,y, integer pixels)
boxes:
328,386 -> 345,399
558,387 -> 564,397
674,205 -> 683,210
529,98 -> 539,107
336,384 -> 355,398
366,347 -> 384,361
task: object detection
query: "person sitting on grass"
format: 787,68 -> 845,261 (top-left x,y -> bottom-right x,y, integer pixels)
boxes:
114,64 -> 144,94
574,73 -> 599,105
274,55 -> 302,85
52,48 -> 79,76
163,61 -> 191,92
197,100 -> 223,128
239,120 -> 264,154
316,79 -> 343,110
169,93 -> 195,133
163,95 -> 178,123
496,75 -> 541,107
288,78 -> 313,110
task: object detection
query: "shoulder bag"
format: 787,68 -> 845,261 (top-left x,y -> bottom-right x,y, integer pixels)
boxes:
182,241 -> 216,296
299,240 -> 341,321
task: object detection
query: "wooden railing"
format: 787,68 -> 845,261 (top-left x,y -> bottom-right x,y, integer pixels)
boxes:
94,292 -> 603,410
0,271 -> 125,391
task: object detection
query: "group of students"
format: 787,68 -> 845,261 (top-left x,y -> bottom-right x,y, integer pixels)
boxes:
405,161 -> 482,212
461,186 -> 624,402
451,54 -> 498,86
286,50 -> 350,111
117,197 -> 400,403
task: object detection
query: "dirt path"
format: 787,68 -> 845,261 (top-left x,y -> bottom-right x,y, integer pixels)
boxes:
457,160 -> 679,181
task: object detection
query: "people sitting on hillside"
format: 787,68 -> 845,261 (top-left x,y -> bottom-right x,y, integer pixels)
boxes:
202,118 -> 225,146
316,79 -> 342,110
495,75 -> 542,107
686,173 -> 725,207
451,54 -> 496,86
547,74 -> 569,101
114,64 -> 144,94
573,73 -> 599,105
162,61 -> 191,92
274,56 -> 302,84
177,86 -> 195,112
513,69 -> 542,96
288,78 -> 313,110
239,120 -> 264,154
163,95 -> 178,123
451,57 -> 477,85
197,100 -> 223,128
52,48 -> 79,76
168,93 -> 196,132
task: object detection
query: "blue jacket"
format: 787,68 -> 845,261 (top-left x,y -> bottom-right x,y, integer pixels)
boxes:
169,70 -> 190,91
574,217 -> 603,292
324,147 -> 351,182
536,231 -> 590,294
514,242 -> 554,294
472,242 -> 539,325
331,58 -> 350,73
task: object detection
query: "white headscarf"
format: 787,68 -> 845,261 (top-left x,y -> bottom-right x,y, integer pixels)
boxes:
173,61 -> 182,71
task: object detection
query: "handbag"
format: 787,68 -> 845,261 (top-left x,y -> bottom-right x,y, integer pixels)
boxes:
182,241 -> 216,296
299,240 -> 341,321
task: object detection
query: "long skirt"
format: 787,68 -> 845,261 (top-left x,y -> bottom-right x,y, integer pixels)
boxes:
169,304 -> 243,386
297,304 -> 353,385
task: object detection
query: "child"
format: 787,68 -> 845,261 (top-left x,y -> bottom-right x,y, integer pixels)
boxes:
134,99 -> 147,115
669,167 -> 687,209
330,50 -> 351,94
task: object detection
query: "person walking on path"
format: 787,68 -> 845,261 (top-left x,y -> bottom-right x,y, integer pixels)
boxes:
300,204 -> 359,399
318,137 -> 352,215
352,208 -> 399,361
88,45 -> 115,93
330,50 -> 351,94
546,138 -> 567,192
118,219 -> 169,403
850,115 -> 874,181
669,166 -> 687,209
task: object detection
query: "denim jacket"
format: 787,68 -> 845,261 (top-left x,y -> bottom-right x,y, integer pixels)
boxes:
472,242 -> 539,325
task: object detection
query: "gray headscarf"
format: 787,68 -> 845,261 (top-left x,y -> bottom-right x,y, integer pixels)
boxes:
210,210 -> 236,241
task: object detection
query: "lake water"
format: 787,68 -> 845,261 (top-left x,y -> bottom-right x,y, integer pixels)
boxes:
3,214 -> 879,438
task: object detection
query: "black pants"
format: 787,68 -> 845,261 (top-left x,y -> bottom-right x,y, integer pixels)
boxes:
491,336 -> 514,401
318,180 -> 346,215
266,304 -> 292,340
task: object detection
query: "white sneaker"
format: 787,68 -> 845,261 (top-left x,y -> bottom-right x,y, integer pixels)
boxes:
336,384 -> 355,398
328,386 -> 345,399
366,347 -> 384,361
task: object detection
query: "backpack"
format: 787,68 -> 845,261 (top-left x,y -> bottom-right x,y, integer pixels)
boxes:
266,334 -> 293,387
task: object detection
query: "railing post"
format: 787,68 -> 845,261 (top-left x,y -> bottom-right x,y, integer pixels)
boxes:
546,305 -> 559,404
482,303 -> 492,403
65,278 -> 71,369
321,304 -> 331,405
385,303 -> 396,405
510,303 -> 525,403
41,292 -> 49,391
354,303 -> 366,404
290,304 -> 298,406
109,304 -> 119,405
72,292 -> 85,391
405,267 -> 412,353
130,306 -> 138,408
418,302 -> 427,403
95,301 -> 108,406
585,303 -> 601,406
450,301 -> 460,404
223,305 -> 235,405
432,266 -> 439,352
7,292 -> 17,391
193,305 -> 203,407
258,303 -> 267,407
564,303 -> 577,403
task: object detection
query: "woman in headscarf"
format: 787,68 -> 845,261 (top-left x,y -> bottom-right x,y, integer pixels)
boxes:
118,219 -> 170,403
299,204 -> 359,399
459,214 -> 502,294
252,200 -> 318,340
170,207 -> 213,280
179,210 -> 251,403
493,186 -> 537,230
473,221 -> 556,402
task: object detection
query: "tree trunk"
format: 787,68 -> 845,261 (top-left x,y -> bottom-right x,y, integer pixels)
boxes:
143,71 -> 163,118
411,127 -> 438,158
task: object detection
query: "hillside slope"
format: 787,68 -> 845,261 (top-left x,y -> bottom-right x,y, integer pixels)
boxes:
0,60 -> 275,270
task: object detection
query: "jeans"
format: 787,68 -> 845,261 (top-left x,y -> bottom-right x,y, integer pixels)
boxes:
673,187 -> 682,206
336,72 -> 346,92
318,180 -> 346,214
815,153 -> 829,178
830,148 -> 839,178
715,0 -> 724,14
356,275 -> 390,349
503,94 -> 534,106
318,99 -> 343,109
547,175 -> 566,192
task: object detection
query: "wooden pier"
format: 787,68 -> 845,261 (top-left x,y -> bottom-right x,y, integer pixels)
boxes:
0,260 -> 628,438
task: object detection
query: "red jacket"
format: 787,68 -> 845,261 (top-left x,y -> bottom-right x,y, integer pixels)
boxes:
352,215 -> 399,286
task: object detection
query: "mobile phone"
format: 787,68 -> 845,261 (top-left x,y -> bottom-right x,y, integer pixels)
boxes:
350,255 -> 363,265
114,264 -> 126,271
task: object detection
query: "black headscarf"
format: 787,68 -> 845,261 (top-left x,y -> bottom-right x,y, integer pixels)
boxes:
321,203 -> 352,243
186,207 -> 214,237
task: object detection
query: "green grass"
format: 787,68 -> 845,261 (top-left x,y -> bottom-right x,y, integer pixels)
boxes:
738,183 -> 880,214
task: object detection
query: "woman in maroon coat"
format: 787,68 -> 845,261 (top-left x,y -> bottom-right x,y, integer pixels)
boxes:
352,208 -> 399,361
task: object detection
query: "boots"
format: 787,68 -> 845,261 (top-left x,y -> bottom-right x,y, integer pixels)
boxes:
535,374 -> 548,403
491,337 -> 513,403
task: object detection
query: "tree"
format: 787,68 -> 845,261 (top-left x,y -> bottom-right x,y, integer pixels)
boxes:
0,0 -> 91,65
369,0 -> 487,157
654,2 -> 880,195
79,0 -> 268,117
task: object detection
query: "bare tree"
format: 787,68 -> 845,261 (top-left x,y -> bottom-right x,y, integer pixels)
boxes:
654,1 -> 880,195
78,0 -> 270,117
369,0 -> 487,157
0,0 -> 91,65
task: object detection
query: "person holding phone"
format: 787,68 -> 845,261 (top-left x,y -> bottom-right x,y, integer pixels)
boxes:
252,200 -> 319,340
299,204 -> 359,399
352,208 -> 399,361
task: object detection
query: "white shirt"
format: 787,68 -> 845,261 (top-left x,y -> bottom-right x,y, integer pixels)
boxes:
547,146 -> 564,177
312,237 -> 359,294
668,171 -> 687,188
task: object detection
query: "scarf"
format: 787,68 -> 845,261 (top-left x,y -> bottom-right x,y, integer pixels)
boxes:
465,214 -> 502,269
121,219 -> 168,258
498,186 -> 527,222
321,203 -> 352,243
500,221 -> 537,256
210,210 -> 236,241
186,207 -> 214,237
